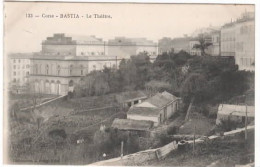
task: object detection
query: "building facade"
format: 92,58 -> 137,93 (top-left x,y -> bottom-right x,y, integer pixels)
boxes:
189,40 -> 201,56
220,12 -> 255,71
221,23 -> 236,57
158,36 -> 190,54
42,34 -> 106,56
29,34 -> 158,95
30,34 -> 113,95
8,53 -> 33,93
234,12 -> 255,71
107,37 -> 158,59
208,30 -> 221,56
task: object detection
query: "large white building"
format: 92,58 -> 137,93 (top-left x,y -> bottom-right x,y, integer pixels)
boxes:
221,12 -> 255,71
27,34 -> 158,95
8,53 -> 33,93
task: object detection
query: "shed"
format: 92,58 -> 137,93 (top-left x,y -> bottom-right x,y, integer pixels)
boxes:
111,118 -> 153,131
216,104 -> 255,125
128,91 -> 180,126
115,91 -> 148,107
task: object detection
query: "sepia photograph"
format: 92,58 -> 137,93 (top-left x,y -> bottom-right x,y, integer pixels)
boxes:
3,1 -> 256,166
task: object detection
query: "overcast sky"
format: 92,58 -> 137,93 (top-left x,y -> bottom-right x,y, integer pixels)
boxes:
4,2 -> 254,54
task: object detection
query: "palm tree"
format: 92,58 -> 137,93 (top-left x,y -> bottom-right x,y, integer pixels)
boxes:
193,33 -> 212,56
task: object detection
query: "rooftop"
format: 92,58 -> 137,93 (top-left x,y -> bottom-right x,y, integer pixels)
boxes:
127,106 -> 160,117
127,91 -> 179,117
218,104 -> 255,117
108,37 -> 157,46
145,92 -> 176,109
116,91 -> 147,102
111,118 -> 153,131
42,33 -> 104,45
9,53 -> 34,59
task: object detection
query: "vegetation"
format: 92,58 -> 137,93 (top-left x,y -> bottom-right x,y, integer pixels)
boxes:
193,33 -> 212,56
8,50 -> 254,164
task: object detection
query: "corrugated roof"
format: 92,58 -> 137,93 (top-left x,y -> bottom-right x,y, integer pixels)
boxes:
127,106 -> 160,117
111,118 -> 153,131
218,104 -> 255,117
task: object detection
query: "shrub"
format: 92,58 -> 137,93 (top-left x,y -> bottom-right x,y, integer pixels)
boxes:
167,125 -> 179,135
158,134 -> 172,146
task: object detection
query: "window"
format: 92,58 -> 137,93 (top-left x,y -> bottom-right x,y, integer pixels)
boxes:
80,65 -> 84,75
164,107 -> 167,120
57,65 -> 61,76
13,65 -> 16,69
35,64 -> 38,74
27,72 -> 29,76
13,72 -> 16,76
46,65 -> 49,75
13,59 -> 16,63
13,78 -> 16,82
18,59 -> 21,63
69,65 -> 73,75
81,52 -> 84,55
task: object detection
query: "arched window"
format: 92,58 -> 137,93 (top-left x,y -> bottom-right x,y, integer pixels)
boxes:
46,64 -> 49,75
80,65 -> 84,75
69,65 -> 73,75
35,64 -> 38,74
57,65 -> 61,76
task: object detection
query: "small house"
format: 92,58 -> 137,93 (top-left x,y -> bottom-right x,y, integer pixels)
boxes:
216,104 -> 255,125
115,91 -> 148,108
111,118 -> 153,136
127,91 -> 180,127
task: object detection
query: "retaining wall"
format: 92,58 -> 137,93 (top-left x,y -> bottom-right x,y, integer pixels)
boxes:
89,125 -> 254,166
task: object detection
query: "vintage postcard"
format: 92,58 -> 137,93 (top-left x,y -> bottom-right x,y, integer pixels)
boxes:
3,1 -> 255,166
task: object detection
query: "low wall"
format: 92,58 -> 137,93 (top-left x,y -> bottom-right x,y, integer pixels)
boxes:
89,125 -> 255,166
20,95 -> 66,111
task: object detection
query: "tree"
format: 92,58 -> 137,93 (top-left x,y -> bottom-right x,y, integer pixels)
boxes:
145,80 -> 171,95
193,33 -> 212,56
181,73 -> 207,121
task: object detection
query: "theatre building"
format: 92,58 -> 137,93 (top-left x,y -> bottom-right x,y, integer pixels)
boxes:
29,33 -> 119,95
30,54 -> 90,95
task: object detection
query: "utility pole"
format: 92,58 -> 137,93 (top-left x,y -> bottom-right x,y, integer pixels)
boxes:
192,126 -> 196,166
121,141 -> 124,159
245,104 -> 248,141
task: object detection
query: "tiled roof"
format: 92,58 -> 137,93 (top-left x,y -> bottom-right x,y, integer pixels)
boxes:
145,93 -> 173,108
161,91 -> 179,101
218,104 -> 255,117
127,106 -> 160,117
127,91 -> 179,117
111,118 -> 153,131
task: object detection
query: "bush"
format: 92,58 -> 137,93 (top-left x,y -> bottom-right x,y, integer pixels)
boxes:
167,125 -> 179,135
216,118 -> 244,132
158,134 -> 172,146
